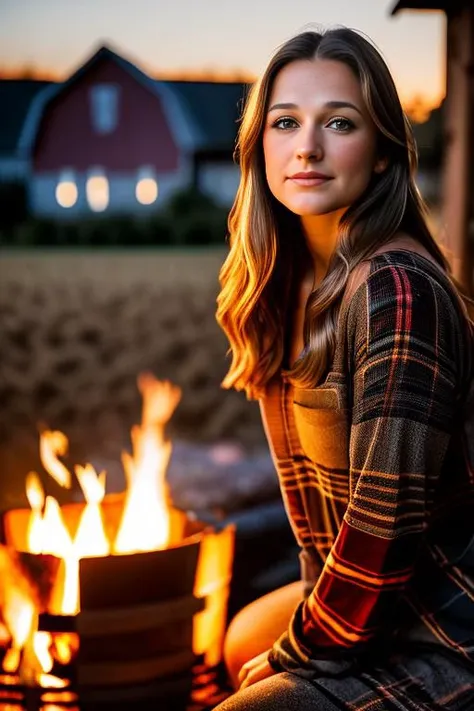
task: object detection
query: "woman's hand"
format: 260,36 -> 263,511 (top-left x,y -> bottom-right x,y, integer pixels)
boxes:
238,649 -> 276,689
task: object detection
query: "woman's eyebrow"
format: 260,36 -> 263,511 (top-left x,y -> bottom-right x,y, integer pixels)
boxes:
267,100 -> 362,115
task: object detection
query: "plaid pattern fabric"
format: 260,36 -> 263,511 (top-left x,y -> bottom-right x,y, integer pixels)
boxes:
215,651 -> 474,710
260,251 -> 474,681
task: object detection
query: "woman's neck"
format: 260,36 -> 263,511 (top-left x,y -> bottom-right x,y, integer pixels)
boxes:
300,209 -> 345,285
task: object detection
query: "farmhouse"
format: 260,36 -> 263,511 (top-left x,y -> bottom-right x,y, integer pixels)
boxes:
0,45 -> 248,218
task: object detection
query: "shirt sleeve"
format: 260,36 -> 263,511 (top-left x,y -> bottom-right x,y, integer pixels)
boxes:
268,264 -> 461,677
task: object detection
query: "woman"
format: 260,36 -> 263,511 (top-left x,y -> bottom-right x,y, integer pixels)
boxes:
215,27 -> 474,711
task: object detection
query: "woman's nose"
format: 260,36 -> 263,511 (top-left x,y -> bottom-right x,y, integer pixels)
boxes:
296,129 -> 323,161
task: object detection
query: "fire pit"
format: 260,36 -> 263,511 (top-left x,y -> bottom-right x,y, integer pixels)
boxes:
0,374 -> 235,710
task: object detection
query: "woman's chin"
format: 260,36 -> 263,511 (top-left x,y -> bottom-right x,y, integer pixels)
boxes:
283,200 -> 337,217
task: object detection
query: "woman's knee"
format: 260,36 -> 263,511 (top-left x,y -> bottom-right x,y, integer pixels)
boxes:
223,581 -> 303,687
223,604 -> 258,687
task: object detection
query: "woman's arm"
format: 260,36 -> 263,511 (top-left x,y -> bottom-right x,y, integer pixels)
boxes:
268,263 -> 462,676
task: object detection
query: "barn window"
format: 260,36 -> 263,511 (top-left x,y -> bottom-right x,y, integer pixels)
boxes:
86,168 -> 109,212
90,84 -> 120,134
135,166 -> 159,205
56,169 -> 78,208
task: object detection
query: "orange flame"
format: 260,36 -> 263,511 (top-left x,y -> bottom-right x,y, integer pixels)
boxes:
23,375 -> 180,608
74,465 -> 110,558
21,375 -> 181,619
113,377 -> 180,554
25,472 -> 45,555
39,430 -> 71,489
27,481 -> 78,616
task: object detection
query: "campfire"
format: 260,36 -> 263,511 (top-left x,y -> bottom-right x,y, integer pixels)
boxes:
0,374 -> 235,708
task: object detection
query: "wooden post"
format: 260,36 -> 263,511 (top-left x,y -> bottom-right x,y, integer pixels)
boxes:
441,6 -> 474,295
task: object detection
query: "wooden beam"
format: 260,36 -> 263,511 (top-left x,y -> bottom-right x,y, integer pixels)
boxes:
441,7 -> 474,294
392,1 -> 446,13
391,0 -> 464,14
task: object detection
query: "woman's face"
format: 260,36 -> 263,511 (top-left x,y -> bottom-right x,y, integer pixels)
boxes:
262,58 -> 384,217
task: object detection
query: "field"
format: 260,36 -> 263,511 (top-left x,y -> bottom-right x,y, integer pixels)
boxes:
0,248 -> 268,512
0,248 -> 228,290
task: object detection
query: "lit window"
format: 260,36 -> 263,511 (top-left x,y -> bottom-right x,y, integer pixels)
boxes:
56,170 -> 78,208
90,84 -> 120,134
135,167 -> 158,205
86,169 -> 109,212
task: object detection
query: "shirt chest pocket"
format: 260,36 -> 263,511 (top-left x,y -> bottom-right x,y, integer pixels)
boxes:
292,385 -> 350,471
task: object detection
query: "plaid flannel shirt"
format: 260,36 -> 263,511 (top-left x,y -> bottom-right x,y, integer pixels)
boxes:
260,250 -> 474,677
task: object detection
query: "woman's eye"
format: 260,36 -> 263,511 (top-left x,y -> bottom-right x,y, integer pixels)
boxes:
327,117 -> 354,132
272,116 -> 298,130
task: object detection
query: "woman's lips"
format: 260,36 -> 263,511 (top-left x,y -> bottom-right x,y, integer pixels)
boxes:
288,173 -> 333,187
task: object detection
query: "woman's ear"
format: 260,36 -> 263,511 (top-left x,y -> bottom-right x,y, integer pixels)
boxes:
374,157 -> 389,174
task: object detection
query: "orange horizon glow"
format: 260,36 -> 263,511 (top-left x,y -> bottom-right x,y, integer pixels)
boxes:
0,63 -> 256,84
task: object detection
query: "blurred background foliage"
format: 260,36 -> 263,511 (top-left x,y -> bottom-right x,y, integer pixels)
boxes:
0,185 -> 230,247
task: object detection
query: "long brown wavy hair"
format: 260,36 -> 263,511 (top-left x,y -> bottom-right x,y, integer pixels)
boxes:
216,27 -> 453,400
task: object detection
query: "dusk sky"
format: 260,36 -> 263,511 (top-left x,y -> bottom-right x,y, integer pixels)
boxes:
0,0 -> 445,108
